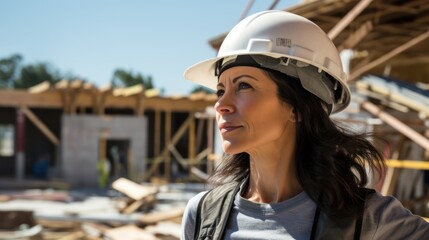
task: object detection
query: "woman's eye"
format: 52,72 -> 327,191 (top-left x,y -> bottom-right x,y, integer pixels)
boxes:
216,89 -> 225,98
238,82 -> 252,90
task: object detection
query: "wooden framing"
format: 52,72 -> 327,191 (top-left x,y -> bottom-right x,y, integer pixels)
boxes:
0,82 -> 216,182
348,29 -> 429,81
19,106 -> 60,146
209,0 -> 429,84
387,159 -> 429,171
0,87 -> 215,113
360,100 -> 429,151
327,0 -> 373,40
164,110 -> 172,182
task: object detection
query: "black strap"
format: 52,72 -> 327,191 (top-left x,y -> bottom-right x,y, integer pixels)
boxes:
217,183 -> 242,239
196,183 -> 374,240
194,190 -> 210,240
353,211 -> 364,240
194,181 -> 242,240
353,188 -> 375,240
309,206 -> 321,240
310,188 -> 375,240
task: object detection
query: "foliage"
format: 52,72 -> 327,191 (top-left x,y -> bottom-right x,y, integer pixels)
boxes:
14,63 -> 62,89
0,54 -> 22,88
0,54 -> 78,89
190,85 -> 215,94
111,69 -> 154,89
0,54 -> 157,91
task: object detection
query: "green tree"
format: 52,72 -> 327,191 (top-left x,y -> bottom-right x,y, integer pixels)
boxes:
190,86 -> 215,94
0,54 -> 22,88
14,63 -> 62,89
0,54 -> 76,89
111,69 -> 154,89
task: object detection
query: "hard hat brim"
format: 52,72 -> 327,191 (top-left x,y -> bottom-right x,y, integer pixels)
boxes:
183,52 -> 350,114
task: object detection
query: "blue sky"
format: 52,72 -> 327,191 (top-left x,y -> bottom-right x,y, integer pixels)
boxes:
1,0 -> 300,95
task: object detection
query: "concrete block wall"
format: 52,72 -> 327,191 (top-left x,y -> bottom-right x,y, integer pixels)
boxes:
61,115 -> 147,187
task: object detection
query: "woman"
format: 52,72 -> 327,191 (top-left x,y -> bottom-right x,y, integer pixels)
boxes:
181,10 -> 429,240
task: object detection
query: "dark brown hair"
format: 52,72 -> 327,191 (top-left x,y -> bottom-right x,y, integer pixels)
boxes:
209,68 -> 385,216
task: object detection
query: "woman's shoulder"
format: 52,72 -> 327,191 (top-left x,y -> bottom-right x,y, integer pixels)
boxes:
185,191 -> 208,215
181,191 -> 208,240
362,191 -> 429,239
365,191 -> 419,219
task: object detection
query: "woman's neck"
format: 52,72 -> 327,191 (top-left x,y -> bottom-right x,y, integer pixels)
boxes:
243,145 -> 302,203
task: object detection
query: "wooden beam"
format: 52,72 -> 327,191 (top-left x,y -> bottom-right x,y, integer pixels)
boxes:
328,0 -> 373,40
83,82 -> 95,91
113,87 -> 124,97
164,110 -> 172,181
120,84 -> 145,97
349,29 -> 429,81
267,0 -> 280,10
154,110 -> 161,159
142,113 -> 190,181
154,110 -> 161,177
55,80 -> 69,90
68,91 -> 80,115
139,205 -> 186,225
386,159 -> 429,170
135,95 -> 145,116
20,106 -> 60,146
338,20 -> 373,51
355,81 -> 429,116
144,89 -> 159,98
112,178 -> 157,201
238,0 -> 254,22
188,111 -> 196,176
0,89 -> 215,112
69,80 -> 83,89
28,81 -> 51,94
207,117 -> 215,176
361,101 -> 429,151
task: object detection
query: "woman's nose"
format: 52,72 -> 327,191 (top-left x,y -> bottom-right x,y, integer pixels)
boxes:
215,92 -> 234,115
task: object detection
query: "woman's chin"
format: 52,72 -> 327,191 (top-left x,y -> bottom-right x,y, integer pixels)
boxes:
222,142 -> 242,155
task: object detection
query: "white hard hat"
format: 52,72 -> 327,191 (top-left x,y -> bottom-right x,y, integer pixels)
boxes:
184,10 -> 350,114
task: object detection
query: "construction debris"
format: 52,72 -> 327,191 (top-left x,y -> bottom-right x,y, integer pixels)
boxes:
112,178 -> 159,214
0,178 -> 204,240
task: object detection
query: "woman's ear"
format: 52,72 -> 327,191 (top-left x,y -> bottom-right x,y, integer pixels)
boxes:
290,108 -> 301,122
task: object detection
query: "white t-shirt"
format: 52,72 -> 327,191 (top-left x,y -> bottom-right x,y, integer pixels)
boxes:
181,188 -> 429,240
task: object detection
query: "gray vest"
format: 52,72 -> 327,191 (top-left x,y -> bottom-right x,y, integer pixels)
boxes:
194,181 -> 374,240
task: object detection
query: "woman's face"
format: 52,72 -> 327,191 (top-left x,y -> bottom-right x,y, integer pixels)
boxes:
215,66 -> 296,155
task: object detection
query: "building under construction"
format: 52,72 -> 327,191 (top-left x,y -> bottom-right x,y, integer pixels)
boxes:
0,0 -> 428,238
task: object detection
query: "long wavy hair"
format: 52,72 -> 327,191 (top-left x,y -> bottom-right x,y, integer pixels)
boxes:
209,68 -> 385,216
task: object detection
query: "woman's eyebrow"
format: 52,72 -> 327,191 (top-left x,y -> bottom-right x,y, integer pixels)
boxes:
217,74 -> 259,88
232,74 -> 259,83
216,82 -> 225,88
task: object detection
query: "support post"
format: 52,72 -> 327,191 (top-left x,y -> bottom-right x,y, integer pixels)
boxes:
188,112 -> 196,177
164,111 -> 172,182
16,108 -> 25,180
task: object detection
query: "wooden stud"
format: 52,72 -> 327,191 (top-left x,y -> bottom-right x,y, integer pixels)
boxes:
188,111 -> 196,176
349,29 -> 429,81
154,110 -> 161,177
142,113 -> 190,181
28,81 -> 51,94
164,110 -> 172,181
361,100 -> 429,151
338,20 -> 373,51
328,0 -> 373,40
386,159 -> 429,170
20,106 -> 60,146
207,117 -> 215,176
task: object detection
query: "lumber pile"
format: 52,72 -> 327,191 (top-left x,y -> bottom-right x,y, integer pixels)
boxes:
0,178 -> 189,240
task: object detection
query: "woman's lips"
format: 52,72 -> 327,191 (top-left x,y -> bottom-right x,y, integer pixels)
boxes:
219,123 -> 242,133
